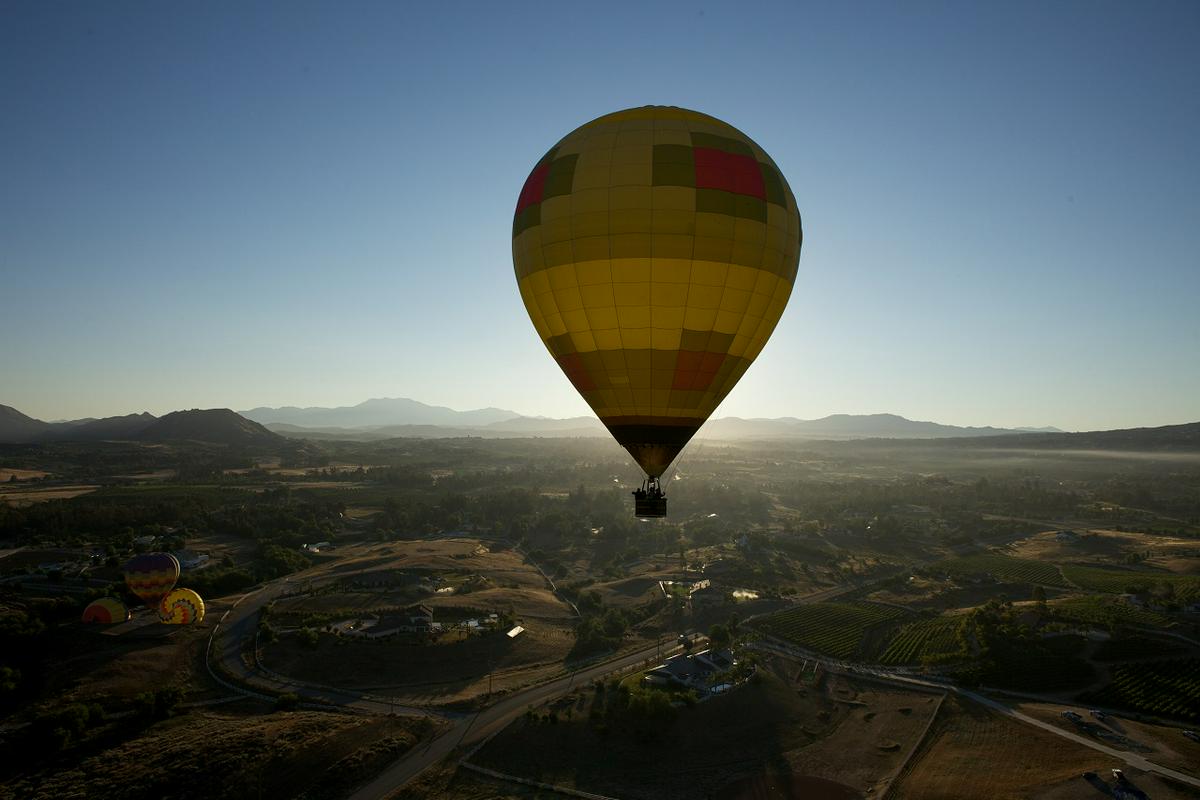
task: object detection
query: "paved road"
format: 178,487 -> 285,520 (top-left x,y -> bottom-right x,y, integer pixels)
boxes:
208,577 -> 449,718
348,640 -> 679,800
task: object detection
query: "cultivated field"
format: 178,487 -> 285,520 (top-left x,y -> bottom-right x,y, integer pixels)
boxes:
753,602 -> 910,659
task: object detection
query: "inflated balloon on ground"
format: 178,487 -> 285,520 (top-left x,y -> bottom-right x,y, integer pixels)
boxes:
81,597 -> 130,624
123,552 -> 180,607
158,588 -> 205,624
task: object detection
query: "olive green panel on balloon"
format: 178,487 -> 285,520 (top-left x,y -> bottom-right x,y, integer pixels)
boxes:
512,106 -> 802,477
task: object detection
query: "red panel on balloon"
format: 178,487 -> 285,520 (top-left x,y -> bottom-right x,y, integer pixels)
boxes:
557,352 -> 596,391
516,161 -> 551,213
693,148 -> 766,200
672,350 -> 726,390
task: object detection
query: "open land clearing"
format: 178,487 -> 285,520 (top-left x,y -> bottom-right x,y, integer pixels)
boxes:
1015,701 -> 1200,778
893,696 -> 1200,800
466,665 -> 940,800
0,709 -> 435,800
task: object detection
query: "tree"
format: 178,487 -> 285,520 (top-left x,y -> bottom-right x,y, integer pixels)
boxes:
708,623 -> 731,650
1032,585 -> 1047,612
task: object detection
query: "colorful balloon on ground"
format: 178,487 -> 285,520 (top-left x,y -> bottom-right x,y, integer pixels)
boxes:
512,106 -> 802,480
123,552 -> 180,607
158,588 -> 205,625
81,597 -> 130,624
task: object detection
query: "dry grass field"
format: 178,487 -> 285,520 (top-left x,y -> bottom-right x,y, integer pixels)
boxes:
1015,701 -> 1200,778
0,468 -> 51,482
312,539 -> 551,591
1008,529 -> 1200,572
0,710 -> 433,800
0,484 -> 99,506
893,697 -> 1106,799
891,696 -> 1200,800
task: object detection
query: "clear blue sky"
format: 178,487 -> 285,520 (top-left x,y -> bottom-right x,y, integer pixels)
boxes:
3,1 -> 1197,430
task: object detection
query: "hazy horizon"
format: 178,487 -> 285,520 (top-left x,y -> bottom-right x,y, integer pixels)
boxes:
3,3 -> 1198,430
9,392 -> 1200,435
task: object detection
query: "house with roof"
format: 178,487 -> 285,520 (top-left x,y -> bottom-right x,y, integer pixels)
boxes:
690,583 -> 727,610
643,648 -> 736,692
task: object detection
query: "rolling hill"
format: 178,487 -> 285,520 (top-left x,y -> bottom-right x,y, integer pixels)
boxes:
0,406 -> 282,446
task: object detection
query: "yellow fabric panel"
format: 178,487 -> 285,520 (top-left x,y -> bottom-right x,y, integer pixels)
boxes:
621,328 -> 651,348
652,259 -> 693,284
686,284 -> 724,310
575,262 -> 612,286
652,306 -> 685,330
683,306 -> 718,330
570,328 -> 597,353
651,327 -> 682,350
592,328 -> 621,349
651,282 -> 689,307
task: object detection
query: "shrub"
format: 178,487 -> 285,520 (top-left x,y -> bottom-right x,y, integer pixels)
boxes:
275,693 -> 300,711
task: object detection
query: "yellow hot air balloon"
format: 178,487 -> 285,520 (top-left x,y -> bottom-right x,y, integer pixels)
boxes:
81,597 -> 130,624
513,106 -> 802,516
158,588 -> 205,625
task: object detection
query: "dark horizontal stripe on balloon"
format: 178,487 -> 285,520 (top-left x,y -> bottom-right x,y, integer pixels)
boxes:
602,419 -> 706,437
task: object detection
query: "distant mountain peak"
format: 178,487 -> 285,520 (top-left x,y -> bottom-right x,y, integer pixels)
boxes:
239,397 -> 521,429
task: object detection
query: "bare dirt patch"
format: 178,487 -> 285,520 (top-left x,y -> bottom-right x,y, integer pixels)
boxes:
0,485 -> 99,506
0,468 -> 50,482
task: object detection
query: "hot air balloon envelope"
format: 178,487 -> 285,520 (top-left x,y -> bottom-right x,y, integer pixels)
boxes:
159,588 -> 205,625
124,552 -> 180,607
82,597 -> 130,624
512,106 -> 802,503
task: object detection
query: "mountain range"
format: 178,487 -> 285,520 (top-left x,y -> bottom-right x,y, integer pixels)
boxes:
238,398 -> 1064,441
6,398 -> 1196,452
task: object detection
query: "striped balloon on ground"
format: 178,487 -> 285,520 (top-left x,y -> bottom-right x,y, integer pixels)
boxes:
158,588 -> 205,625
513,106 -> 802,480
81,597 -> 130,624
124,552 -> 180,607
